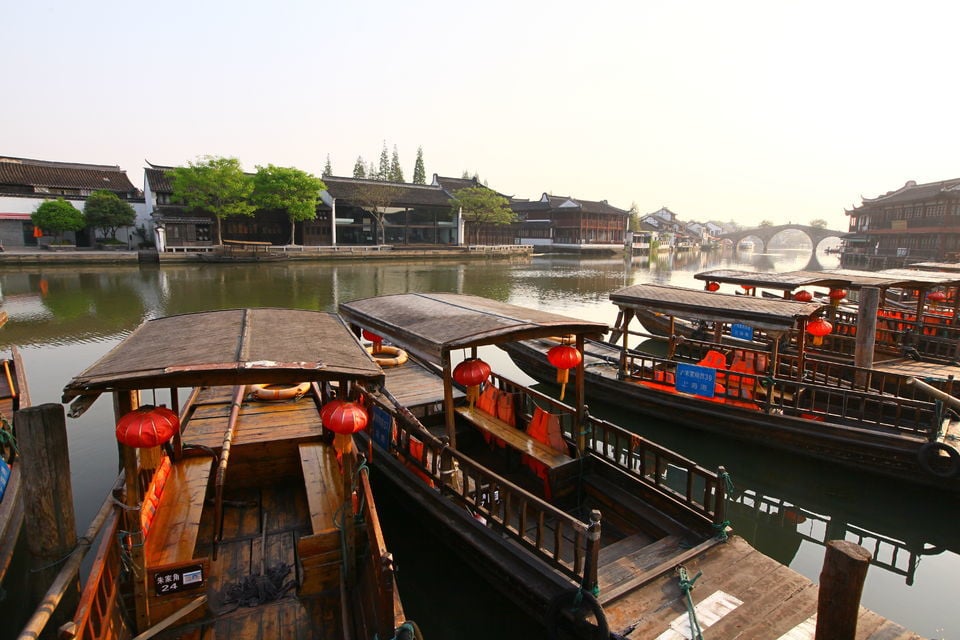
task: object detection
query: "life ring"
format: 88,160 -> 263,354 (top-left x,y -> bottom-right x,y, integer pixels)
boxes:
916,442 -> 960,478
249,382 -> 310,401
366,345 -> 408,367
546,588 -> 608,640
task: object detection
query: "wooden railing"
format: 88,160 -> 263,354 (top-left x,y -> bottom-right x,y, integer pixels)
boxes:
63,508 -> 125,640
493,373 -> 725,525
620,349 -> 942,439
357,467 -> 402,638
380,397 -> 595,584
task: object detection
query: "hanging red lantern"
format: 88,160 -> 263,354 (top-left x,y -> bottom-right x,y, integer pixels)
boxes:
806,317 -> 833,346
115,405 -> 179,448
362,329 -> 383,353
927,290 -> 947,306
706,281 -> 720,292
793,290 -> 813,302
828,289 -> 846,307
453,358 -> 491,405
547,344 -> 582,401
321,400 -> 368,435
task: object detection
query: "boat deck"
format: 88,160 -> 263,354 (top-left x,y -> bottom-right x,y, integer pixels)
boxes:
871,357 -> 960,383
382,360 -> 463,407
602,535 -> 918,640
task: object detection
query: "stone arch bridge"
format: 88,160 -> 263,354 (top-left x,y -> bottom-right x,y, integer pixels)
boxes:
718,224 -> 846,253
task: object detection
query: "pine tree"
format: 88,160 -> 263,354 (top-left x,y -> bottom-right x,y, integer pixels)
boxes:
378,141 -> 389,180
353,156 -> 366,178
368,161 -> 377,178
323,155 -> 332,177
412,146 -> 426,185
389,146 -> 404,182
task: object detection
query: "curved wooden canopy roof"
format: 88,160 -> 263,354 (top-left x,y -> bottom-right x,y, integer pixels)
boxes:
695,268 -> 960,292
62,308 -> 384,403
338,293 -> 607,362
609,284 -> 824,332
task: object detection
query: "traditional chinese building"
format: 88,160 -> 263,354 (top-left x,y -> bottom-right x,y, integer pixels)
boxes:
0,156 -> 146,248
841,177 -> 960,269
512,193 -> 629,252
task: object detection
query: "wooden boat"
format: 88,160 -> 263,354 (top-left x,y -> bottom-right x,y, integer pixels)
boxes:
696,267 -> 960,364
0,347 -> 28,585
338,293 -> 918,638
199,240 -> 290,262
503,284 -> 960,492
39,309 -> 413,640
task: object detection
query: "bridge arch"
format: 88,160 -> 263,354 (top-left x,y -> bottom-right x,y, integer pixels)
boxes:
719,224 -> 845,253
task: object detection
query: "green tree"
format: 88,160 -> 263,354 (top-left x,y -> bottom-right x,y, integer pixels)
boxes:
323,155 -> 332,177
353,156 -> 366,178
412,146 -> 426,184
32,198 -> 85,245
759,219 -> 774,227
451,186 -> 516,244
368,161 -> 377,178
84,190 -> 136,242
352,182 -> 395,245
377,141 -> 389,180
628,202 -> 640,232
809,218 -> 828,229
389,145 -> 404,182
252,164 -> 326,245
167,156 -> 255,245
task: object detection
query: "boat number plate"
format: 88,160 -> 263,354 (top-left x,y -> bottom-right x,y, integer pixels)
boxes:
730,323 -> 754,340
676,364 -> 717,398
151,564 -> 205,596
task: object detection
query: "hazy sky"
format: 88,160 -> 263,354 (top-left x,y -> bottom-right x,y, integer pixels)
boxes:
5,1 -> 957,229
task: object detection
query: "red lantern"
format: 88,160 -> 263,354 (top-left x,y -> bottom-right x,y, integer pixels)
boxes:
740,284 -> 755,295
806,317 -> 833,346
547,344 -> 582,401
706,281 -> 720,292
928,291 -> 947,306
115,405 -> 179,448
321,400 -> 368,435
453,358 -> 491,405
793,290 -> 813,302
828,289 -> 846,307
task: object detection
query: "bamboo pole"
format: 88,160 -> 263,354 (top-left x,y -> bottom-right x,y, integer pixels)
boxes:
214,385 -> 247,546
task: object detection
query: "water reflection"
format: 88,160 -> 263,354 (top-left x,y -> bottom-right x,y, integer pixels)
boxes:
0,248 -> 955,638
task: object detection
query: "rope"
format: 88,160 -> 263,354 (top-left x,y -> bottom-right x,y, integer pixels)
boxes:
378,620 -> 425,640
719,470 -> 737,498
27,536 -> 94,573
677,566 -> 705,640
712,520 -> 730,542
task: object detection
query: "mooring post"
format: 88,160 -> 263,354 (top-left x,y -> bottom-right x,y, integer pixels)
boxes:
854,287 -> 880,388
815,539 -> 872,640
17,403 -> 79,631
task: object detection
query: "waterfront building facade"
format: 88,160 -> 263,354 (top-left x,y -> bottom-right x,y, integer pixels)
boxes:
512,193 -> 629,252
841,177 -> 960,269
0,156 -> 147,249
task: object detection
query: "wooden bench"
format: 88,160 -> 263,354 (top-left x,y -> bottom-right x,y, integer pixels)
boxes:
297,442 -> 345,595
142,455 -> 214,626
456,405 -> 573,470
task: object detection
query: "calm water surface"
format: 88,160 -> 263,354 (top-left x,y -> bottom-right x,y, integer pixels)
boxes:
1,248 -> 956,638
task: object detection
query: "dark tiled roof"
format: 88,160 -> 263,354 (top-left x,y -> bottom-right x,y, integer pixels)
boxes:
543,194 -> 629,216
145,165 -> 174,193
434,175 -> 481,193
323,176 -> 453,207
0,156 -> 137,193
859,178 -> 960,207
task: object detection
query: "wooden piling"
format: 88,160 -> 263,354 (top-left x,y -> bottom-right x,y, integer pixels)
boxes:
17,403 -> 79,631
815,539 -> 872,640
854,287 -> 880,387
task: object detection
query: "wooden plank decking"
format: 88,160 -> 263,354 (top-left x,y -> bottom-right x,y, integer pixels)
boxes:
382,361 -> 462,408
601,535 -> 920,640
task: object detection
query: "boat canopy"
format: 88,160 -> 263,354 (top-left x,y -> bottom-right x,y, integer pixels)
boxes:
338,293 -> 608,362
609,284 -> 824,332
62,308 -> 385,403
695,268 -> 960,292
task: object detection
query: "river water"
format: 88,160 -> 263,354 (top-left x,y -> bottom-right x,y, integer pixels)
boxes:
1,248 -> 956,638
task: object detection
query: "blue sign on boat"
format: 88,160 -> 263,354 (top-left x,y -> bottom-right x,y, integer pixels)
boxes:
371,405 -> 393,451
730,323 -> 754,341
675,363 -> 717,398
0,457 -> 9,503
